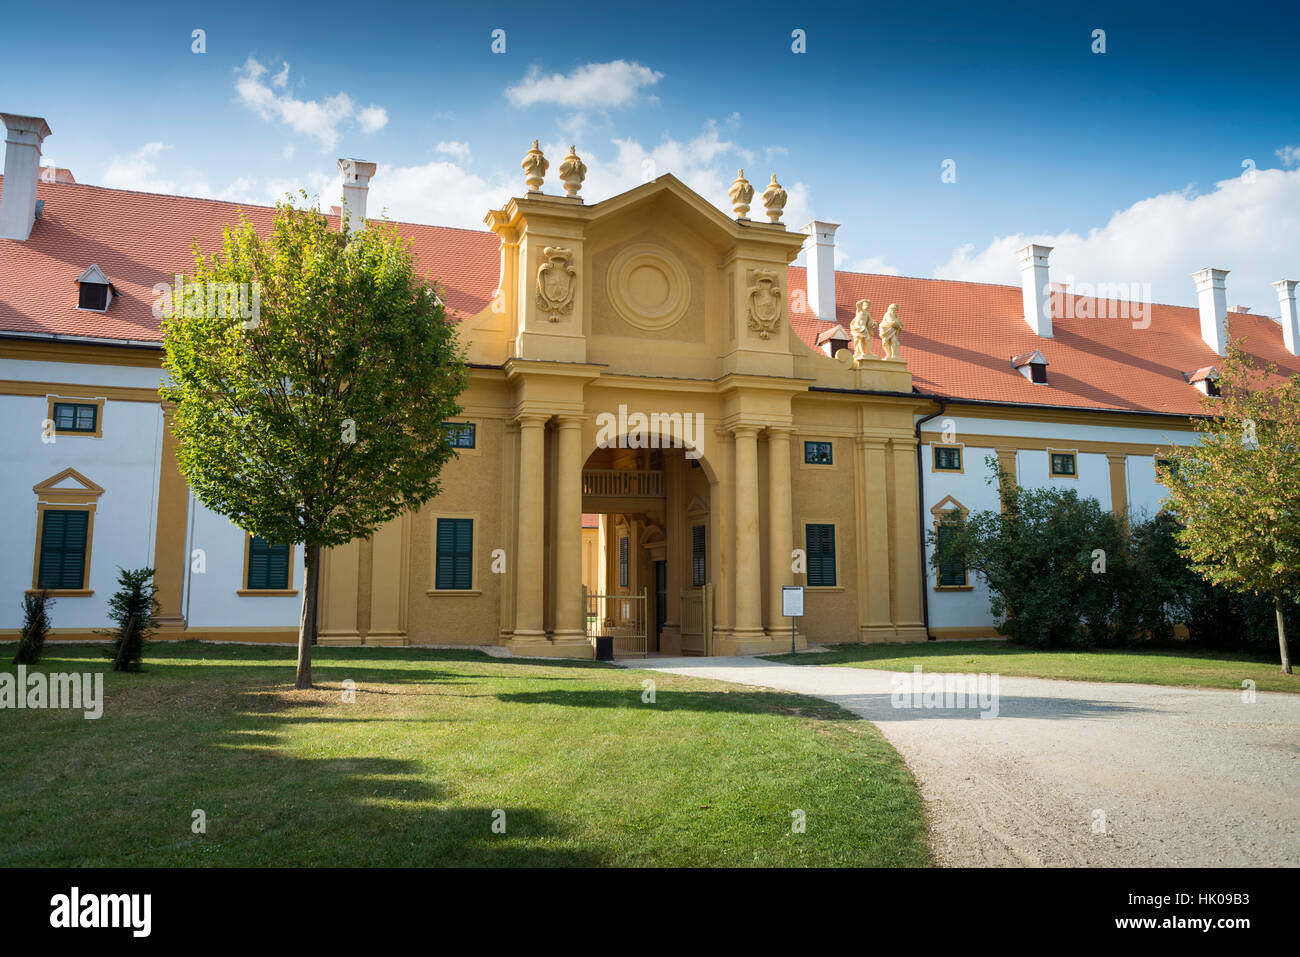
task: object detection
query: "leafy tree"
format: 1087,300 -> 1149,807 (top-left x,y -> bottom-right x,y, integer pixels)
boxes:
160,198 -> 468,688
930,457 -> 1132,647
100,567 -> 159,672
13,589 -> 54,665
1158,344 -> 1299,673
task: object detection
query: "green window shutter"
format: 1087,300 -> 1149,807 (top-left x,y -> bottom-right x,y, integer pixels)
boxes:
806,524 -> 836,587
937,524 -> 966,586
38,509 -> 89,589
248,537 -> 290,590
691,524 -> 706,586
436,518 -> 474,590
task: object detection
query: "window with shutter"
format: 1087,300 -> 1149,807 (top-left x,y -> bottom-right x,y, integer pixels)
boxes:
691,524 -> 706,586
247,537 -> 291,590
37,509 -> 90,590
805,523 -> 836,587
435,518 -> 474,590
936,524 -> 967,587
619,535 -> 629,587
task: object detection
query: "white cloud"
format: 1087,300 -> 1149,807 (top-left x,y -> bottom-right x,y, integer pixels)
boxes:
506,60 -> 663,109
933,165 -> 1300,310
358,105 -> 388,134
1276,144 -> 1300,168
434,141 -> 471,162
235,57 -> 385,150
102,142 -> 210,196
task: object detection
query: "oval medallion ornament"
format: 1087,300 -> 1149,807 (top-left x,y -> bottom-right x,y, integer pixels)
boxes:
606,244 -> 690,332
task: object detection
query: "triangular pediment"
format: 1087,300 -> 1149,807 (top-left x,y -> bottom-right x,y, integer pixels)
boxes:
34,467 -> 105,501
686,494 -> 710,516
929,494 -> 968,519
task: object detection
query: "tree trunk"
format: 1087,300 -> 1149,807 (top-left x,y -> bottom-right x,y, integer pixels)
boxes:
1276,594 -> 1292,675
295,545 -> 320,689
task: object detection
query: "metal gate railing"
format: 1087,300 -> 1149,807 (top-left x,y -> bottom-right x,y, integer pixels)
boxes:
584,586 -> 648,657
679,583 -> 713,656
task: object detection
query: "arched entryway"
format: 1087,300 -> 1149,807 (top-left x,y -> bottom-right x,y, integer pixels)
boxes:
579,435 -> 715,655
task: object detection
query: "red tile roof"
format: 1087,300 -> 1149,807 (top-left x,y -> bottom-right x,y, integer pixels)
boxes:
3,176 -> 1297,417
786,267 -> 1300,416
0,176 -> 498,343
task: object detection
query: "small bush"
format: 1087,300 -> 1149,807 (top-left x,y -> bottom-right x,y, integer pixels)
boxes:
13,589 -> 54,665
99,567 -> 159,672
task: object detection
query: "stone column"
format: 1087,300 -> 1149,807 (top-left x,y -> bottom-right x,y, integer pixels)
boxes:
552,415 -> 586,643
732,425 -> 764,639
1107,453 -> 1129,526
368,511 -> 411,646
153,404 -> 190,632
765,427 -> 795,636
513,413 -> 549,642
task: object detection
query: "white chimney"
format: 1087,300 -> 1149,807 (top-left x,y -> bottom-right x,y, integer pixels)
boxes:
337,158 -> 377,232
1274,279 -> 1299,356
1016,243 -> 1053,337
1191,267 -> 1229,356
802,220 -> 840,322
0,113 -> 51,241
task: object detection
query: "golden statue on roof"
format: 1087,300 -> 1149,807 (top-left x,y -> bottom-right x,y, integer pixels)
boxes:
850,299 -> 875,367
879,303 -> 903,360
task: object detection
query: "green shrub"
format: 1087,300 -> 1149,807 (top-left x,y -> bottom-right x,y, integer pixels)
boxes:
99,567 -> 159,672
13,589 -> 54,665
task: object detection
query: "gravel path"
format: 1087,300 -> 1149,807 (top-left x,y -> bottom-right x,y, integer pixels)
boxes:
620,656 -> 1300,866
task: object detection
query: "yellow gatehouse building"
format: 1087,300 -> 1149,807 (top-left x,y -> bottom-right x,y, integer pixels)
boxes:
316,162 -> 929,658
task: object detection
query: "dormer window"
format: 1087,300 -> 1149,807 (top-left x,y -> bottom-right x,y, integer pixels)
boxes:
75,265 -> 114,312
1186,366 -> 1220,397
815,325 -> 852,358
1012,350 -> 1049,384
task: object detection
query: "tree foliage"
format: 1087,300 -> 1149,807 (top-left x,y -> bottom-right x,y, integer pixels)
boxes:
13,589 -> 53,665
160,199 -> 469,687
1157,344 -> 1299,672
99,567 -> 159,672
930,458 -> 1133,647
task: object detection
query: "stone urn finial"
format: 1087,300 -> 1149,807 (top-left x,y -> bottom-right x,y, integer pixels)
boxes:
522,139 -> 548,193
558,145 -> 587,198
762,174 -> 787,223
728,169 -> 754,219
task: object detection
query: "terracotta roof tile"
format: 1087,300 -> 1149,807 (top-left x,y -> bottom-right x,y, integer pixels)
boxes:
3,176 -> 1297,417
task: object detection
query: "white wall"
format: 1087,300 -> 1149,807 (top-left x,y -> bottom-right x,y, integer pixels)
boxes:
920,414 -> 1200,634
0,390 -> 163,629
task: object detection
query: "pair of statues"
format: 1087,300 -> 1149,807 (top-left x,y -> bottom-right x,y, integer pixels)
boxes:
849,299 -> 902,364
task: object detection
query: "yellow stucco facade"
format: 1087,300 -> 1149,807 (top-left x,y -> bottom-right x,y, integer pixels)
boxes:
317,174 -> 930,657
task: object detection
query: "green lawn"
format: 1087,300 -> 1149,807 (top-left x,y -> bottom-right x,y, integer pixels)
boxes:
0,642 -> 928,867
766,640 -> 1299,694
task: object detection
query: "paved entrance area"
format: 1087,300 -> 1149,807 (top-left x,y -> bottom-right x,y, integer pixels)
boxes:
620,656 -> 1300,866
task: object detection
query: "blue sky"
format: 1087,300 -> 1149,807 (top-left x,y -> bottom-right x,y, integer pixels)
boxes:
4,0 -> 1299,307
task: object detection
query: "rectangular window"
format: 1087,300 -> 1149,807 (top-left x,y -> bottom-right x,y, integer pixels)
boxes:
936,524 -> 967,587
444,422 -> 476,449
933,445 -> 962,472
1050,452 -> 1077,476
247,537 -> 291,590
78,283 -> 109,311
1030,364 -> 1047,384
806,524 -> 836,587
52,401 -> 98,434
619,536 -> 629,587
804,441 -> 833,465
691,524 -> 706,587
435,518 -> 474,590
37,509 -> 90,590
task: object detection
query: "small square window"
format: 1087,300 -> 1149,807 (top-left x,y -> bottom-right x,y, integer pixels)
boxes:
1050,452 -> 1077,476
52,402 -> 98,434
78,283 -> 109,311
933,446 -> 962,471
1030,363 -> 1047,384
804,441 -> 833,465
444,422 -> 476,449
